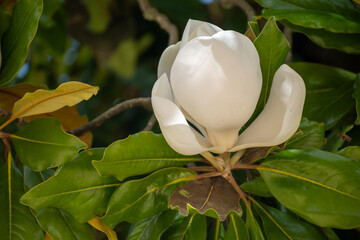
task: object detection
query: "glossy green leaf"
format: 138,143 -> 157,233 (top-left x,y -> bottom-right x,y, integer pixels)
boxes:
103,167 -> 196,228
262,9 -> 360,34
0,0 -> 43,86
162,214 -> 207,240
40,0 -> 64,28
352,74 -> 360,125
240,177 -> 272,197
0,156 -> 44,240
21,148 -> 119,223
247,17 -> 289,124
253,201 -> 326,240
290,62 -> 357,129
207,219 -> 225,240
259,149 -> 360,229
256,0 -> 360,23
224,213 -> 249,240
245,206 -> 264,240
0,7 -> 11,37
23,166 -> 95,240
281,20 -> 360,54
12,117 -> 87,171
322,123 -> 353,152
126,210 -> 177,240
338,146 -> 360,162
93,132 -> 201,181
285,118 -> 325,150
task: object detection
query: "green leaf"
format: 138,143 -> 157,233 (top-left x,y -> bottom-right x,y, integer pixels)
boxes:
259,149 -> 360,229
103,167 -> 196,228
23,166 -> 95,240
338,146 -> 360,162
126,210 -> 177,240
162,214 -> 207,240
0,156 -> 44,240
12,117 -> 87,171
280,20 -> 360,54
21,148 -> 119,223
253,201 -> 326,240
245,206 -> 265,240
352,74 -> 360,125
207,219 -> 225,240
262,9 -> 360,34
290,62 -> 357,129
39,0 -> 64,28
248,17 -> 289,125
224,213 -> 249,240
240,177 -> 272,197
81,0 -> 111,33
256,0 -> 360,23
0,7 -> 11,37
285,118 -> 325,150
93,132 -> 201,181
0,0 -> 43,86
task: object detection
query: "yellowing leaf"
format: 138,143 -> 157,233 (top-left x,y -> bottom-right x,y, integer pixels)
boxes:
0,81 -> 98,130
0,83 -> 93,146
88,217 -> 117,240
45,233 -> 52,240
0,83 -> 44,111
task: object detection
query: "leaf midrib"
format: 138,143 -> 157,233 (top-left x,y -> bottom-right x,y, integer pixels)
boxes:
11,134 -> 83,148
259,166 -> 360,200
96,157 -> 200,164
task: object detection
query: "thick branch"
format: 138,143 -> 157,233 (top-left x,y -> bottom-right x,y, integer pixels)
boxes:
69,97 -> 152,137
220,0 -> 256,22
0,108 -> 27,126
137,0 -> 179,45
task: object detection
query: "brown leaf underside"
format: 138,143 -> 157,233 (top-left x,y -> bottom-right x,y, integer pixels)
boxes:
170,177 -> 241,221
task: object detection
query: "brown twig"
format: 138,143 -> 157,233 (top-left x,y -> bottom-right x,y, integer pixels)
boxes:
188,166 -> 217,172
137,0 -> 178,45
142,114 -> 157,131
0,108 -> 27,127
68,98 -> 152,137
220,0 -> 256,22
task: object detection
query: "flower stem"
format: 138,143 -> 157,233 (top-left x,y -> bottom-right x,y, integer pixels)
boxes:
230,149 -> 245,166
201,152 -> 224,172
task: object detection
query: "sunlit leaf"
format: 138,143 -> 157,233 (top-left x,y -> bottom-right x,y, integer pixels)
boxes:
103,167 -> 195,228
21,148 -> 118,223
338,146 -> 360,162
12,117 -> 87,171
259,149 -> 360,229
0,81 -> 98,130
93,132 -> 201,181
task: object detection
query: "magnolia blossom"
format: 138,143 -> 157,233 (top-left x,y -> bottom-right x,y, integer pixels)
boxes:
151,19 -> 305,160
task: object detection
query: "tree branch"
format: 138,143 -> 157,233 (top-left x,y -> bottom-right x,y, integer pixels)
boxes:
69,97 -> 152,137
0,108 -> 27,127
137,0 -> 179,45
142,114 -> 157,131
220,0 -> 256,22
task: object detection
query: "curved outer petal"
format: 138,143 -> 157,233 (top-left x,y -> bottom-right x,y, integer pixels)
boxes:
171,30 -> 262,149
180,19 -> 222,48
229,64 -> 306,152
157,42 -> 181,78
151,74 -> 226,155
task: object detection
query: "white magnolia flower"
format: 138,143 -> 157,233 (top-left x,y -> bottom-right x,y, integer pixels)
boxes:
151,19 -> 305,163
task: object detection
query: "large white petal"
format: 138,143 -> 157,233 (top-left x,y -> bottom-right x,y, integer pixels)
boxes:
229,64 -> 306,152
157,42 -> 181,78
151,74 -> 226,155
180,19 -> 222,48
171,30 -> 262,149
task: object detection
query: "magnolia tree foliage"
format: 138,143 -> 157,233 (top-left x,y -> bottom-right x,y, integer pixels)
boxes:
0,0 -> 360,240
